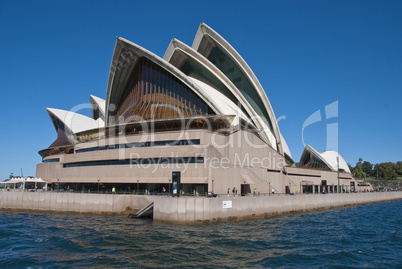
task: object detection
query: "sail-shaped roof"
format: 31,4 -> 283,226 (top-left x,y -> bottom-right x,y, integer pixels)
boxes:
46,108 -> 103,134
300,145 -> 350,173
90,95 -> 106,122
105,37 -> 221,125
105,37 -> 256,128
41,24 -> 295,160
321,150 -> 351,173
164,38 -> 255,128
191,23 -> 283,154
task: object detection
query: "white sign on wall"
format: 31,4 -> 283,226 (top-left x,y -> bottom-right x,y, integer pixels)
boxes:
223,201 -> 232,209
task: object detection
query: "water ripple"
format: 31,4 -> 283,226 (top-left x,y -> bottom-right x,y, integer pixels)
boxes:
0,200 -> 401,268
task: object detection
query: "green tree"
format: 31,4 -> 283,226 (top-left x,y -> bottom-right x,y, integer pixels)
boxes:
373,164 -> 379,179
353,158 -> 366,179
377,162 -> 398,179
362,161 -> 373,177
396,161 -> 402,176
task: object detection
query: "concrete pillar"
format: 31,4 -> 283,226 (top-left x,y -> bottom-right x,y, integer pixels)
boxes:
318,185 -> 320,194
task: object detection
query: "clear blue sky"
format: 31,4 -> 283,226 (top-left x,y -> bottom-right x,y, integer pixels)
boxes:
0,0 -> 401,179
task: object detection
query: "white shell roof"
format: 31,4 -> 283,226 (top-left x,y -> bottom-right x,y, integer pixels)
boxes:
302,145 -> 351,174
280,133 -> 292,159
321,150 -> 351,174
191,23 -> 283,154
164,36 -> 293,160
187,74 -> 252,126
106,37 -> 258,129
44,24 -> 295,163
90,95 -> 106,120
105,37 -> 223,124
164,39 -> 256,127
47,108 -> 104,134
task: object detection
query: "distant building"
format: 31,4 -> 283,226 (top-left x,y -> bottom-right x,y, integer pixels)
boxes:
36,24 -> 368,195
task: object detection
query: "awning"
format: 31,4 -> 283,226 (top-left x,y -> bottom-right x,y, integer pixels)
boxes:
26,178 -> 46,183
300,180 -> 315,185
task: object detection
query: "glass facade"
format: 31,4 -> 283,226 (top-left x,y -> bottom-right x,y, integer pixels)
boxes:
115,57 -> 213,124
52,182 -> 208,196
179,58 -> 251,119
42,158 -> 60,163
303,154 -> 330,170
64,157 -> 204,168
75,139 -> 200,153
48,120 -> 74,148
39,119 -> 75,158
207,47 -> 275,134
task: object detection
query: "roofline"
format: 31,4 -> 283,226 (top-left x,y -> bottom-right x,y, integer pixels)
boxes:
89,95 -> 106,120
301,145 -> 336,172
191,23 -> 283,154
105,37 -> 222,126
46,108 -> 75,135
164,39 -> 258,125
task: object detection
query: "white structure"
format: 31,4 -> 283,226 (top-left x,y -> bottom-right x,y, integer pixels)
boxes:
300,145 -> 351,173
37,23 -> 362,196
0,177 -> 47,191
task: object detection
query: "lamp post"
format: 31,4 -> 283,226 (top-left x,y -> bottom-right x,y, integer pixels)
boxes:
97,178 -> 100,194
243,179 -> 246,196
337,156 -> 340,193
136,177 -> 139,194
57,177 -> 60,192
211,177 -> 215,193
269,181 -> 271,196
168,177 -> 171,194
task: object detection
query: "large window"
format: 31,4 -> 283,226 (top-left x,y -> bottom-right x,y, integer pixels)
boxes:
207,47 -> 274,134
179,58 -> 252,119
64,157 -> 204,168
42,158 -> 60,163
115,57 -> 212,123
303,155 -> 330,170
75,139 -> 200,153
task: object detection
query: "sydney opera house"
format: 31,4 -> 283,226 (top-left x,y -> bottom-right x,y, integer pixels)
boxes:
36,23 -> 364,195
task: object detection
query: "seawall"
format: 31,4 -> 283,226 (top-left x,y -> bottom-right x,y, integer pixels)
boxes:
1,191 -> 401,224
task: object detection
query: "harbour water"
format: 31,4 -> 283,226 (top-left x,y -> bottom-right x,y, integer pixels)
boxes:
0,200 -> 401,268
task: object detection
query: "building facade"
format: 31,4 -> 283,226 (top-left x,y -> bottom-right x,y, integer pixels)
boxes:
36,24 -> 370,195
